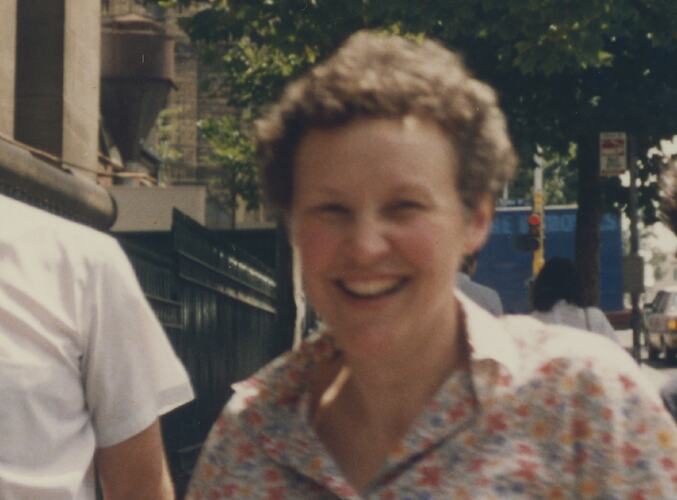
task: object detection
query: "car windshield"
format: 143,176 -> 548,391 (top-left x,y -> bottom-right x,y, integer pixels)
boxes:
667,293 -> 677,313
652,292 -> 667,312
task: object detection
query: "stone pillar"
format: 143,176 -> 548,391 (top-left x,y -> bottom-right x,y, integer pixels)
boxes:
14,0 -> 65,157
62,1 -> 101,179
0,0 -> 17,137
14,0 -> 101,180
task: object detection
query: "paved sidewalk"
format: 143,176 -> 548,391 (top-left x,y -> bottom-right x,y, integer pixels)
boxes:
616,329 -> 674,390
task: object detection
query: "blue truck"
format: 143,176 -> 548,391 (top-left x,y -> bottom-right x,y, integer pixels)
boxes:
475,206 -> 624,314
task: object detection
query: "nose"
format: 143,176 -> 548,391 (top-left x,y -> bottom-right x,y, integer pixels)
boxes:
344,214 -> 391,265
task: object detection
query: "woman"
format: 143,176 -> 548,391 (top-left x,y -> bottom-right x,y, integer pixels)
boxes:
187,32 -> 676,498
531,257 -> 620,344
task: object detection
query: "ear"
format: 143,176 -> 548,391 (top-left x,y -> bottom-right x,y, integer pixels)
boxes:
463,194 -> 494,255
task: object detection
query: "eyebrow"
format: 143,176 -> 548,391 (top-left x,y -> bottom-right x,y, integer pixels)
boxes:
389,184 -> 435,199
313,186 -> 345,197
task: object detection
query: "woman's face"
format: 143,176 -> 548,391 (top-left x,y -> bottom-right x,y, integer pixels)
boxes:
290,117 -> 492,355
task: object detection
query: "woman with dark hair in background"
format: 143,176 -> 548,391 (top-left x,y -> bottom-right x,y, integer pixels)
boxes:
531,257 -> 619,344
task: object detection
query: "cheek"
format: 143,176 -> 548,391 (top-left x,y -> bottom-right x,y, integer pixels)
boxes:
396,217 -> 464,270
293,219 -> 340,275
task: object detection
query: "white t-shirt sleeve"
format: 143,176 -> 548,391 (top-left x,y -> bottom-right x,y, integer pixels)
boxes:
82,239 -> 194,448
588,307 -> 620,344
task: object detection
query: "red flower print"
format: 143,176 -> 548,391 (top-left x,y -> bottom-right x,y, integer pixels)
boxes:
418,466 -> 442,487
334,483 -> 356,497
630,490 -> 646,500
619,375 -> 636,391
622,442 -> 641,467
544,395 -> 558,407
498,373 -> 512,387
468,458 -> 485,472
516,404 -> 530,418
267,486 -> 286,500
477,476 -> 491,488
572,419 -> 591,440
487,412 -> 508,432
661,457 -> 675,470
447,404 -> 466,423
517,443 -> 535,455
237,442 -> 255,462
213,416 -> 229,437
246,410 -> 263,426
575,447 -> 588,465
515,459 -> 538,482
264,468 -> 282,482
539,361 -> 556,376
586,382 -> 604,397
277,393 -> 300,406
219,484 -> 238,498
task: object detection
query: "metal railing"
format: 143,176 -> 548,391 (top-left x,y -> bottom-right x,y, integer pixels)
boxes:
119,209 -> 283,495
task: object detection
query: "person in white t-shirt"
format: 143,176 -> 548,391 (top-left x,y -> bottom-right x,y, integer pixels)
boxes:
456,252 -> 503,316
530,256 -> 619,344
658,157 -> 677,421
0,194 -> 194,500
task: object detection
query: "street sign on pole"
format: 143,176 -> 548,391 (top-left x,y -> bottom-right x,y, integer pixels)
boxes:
600,132 -> 627,176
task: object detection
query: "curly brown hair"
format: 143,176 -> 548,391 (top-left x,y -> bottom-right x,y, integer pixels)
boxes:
256,30 -> 517,212
661,157 -> 677,235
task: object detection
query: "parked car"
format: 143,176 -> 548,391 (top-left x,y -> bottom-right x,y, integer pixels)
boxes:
645,288 -> 677,361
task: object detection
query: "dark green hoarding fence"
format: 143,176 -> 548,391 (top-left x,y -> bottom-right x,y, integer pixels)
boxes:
119,210 -> 283,496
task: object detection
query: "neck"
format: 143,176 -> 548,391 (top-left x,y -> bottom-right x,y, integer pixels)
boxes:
320,300 -> 467,436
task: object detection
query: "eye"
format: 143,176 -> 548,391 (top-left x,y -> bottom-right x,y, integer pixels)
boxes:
389,199 -> 426,213
316,202 -> 349,214
309,202 -> 351,220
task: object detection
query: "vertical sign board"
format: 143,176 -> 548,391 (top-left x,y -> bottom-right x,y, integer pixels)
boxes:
600,132 -> 627,176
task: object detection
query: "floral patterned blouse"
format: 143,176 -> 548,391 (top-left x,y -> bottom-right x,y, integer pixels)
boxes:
187,296 -> 677,499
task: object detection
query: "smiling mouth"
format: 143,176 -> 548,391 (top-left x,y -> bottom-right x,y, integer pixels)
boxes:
336,278 -> 409,299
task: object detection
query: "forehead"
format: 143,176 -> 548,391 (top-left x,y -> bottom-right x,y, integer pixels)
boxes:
293,117 -> 458,192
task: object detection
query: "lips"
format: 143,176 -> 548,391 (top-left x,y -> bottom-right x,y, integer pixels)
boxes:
336,277 -> 408,298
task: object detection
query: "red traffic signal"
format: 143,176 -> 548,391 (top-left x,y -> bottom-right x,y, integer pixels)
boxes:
514,213 -> 543,252
527,213 -> 541,227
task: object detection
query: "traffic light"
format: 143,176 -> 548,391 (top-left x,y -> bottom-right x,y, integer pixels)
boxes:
527,212 -> 542,242
514,213 -> 542,252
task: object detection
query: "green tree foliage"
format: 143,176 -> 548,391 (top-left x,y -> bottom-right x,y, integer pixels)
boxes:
151,107 -> 184,163
510,144 -> 578,206
160,0 -> 677,303
198,111 -> 259,227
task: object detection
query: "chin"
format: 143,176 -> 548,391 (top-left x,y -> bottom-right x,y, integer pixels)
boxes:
327,319 -> 404,357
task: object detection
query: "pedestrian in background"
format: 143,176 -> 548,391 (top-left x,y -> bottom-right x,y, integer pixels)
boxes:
188,30 -> 676,498
0,194 -> 194,500
659,157 -> 677,420
456,251 -> 503,316
531,256 -> 620,344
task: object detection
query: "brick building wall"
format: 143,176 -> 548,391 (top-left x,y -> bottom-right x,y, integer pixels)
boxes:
103,0 -> 272,228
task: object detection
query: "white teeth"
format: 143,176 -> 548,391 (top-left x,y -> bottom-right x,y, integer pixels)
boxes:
341,278 -> 402,297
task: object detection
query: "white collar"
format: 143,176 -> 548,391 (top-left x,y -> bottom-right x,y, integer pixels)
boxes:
457,291 -> 520,380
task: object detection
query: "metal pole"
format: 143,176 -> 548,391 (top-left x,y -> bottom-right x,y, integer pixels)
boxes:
628,136 -> 642,363
533,165 -> 545,277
